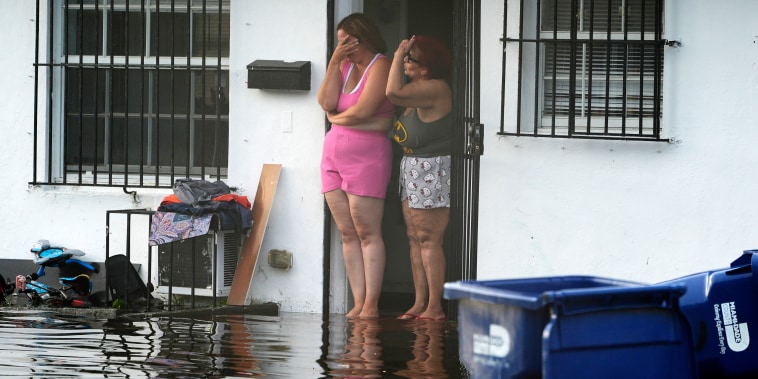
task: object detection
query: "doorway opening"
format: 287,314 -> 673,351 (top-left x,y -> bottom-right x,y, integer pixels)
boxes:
325,0 -> 458,316
362,0 -> 455,315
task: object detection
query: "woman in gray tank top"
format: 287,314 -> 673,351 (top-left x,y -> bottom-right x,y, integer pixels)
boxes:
386,35 -> 453,321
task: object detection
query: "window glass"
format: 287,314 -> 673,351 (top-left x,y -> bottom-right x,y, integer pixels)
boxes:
110,11 -> 146,56
193,12 -> 230,58
66,9 -> 99,55
150,12 -> 191,57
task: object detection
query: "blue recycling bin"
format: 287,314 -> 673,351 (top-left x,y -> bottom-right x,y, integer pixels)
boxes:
541,285 -> 697,379
444,276 -> 696,379
660,250 -> 758,378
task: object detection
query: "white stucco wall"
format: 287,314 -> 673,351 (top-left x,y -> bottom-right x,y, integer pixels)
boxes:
1,0 -> 329,314
2,0 -> 757,314
476,0 -> 758,284
229,0 -> 327,313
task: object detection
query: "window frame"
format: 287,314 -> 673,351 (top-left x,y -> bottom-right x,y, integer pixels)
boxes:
34,0 -> 231,188
499,0 -> 668,141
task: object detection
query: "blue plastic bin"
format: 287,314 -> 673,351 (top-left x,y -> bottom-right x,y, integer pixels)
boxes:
660,250 -> 758,378
444,276 -> 673,378
541,285 -> 697,379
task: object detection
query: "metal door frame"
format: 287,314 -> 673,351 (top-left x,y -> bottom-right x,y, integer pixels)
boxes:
446,0 -> 482,316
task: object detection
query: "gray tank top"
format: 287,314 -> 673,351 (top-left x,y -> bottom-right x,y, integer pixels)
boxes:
393,108 -> 453,157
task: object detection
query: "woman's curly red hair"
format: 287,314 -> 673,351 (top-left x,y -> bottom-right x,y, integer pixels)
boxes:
412,35 -> 452,81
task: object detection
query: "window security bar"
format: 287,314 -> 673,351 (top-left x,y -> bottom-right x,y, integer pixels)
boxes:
499,0 -> 669,142
32,0 -> 230,189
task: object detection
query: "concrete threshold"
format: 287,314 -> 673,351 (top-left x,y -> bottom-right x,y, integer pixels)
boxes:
119,302 -> 280,320
3,302 -> 280,321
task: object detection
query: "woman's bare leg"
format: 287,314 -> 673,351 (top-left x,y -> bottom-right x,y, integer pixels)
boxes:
398,200 -> 429,319
346,193 -> 387,318
325,189 -> 365,317
408,206 -> 449,320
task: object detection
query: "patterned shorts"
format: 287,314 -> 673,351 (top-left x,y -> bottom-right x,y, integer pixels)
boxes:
398,155 -> 452,209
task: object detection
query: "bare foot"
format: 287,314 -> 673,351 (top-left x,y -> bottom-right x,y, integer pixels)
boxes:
416,311 -> 446,321
396,312 -> 418,320
358,305 -> 379,318
397,306 -> 425,320
346,306 -> 362,318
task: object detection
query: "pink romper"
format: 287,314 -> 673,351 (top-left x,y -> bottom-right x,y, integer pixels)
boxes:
321,54 -> 395,198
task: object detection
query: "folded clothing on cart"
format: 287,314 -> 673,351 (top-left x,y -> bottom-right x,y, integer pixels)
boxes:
148,190 -> 252,246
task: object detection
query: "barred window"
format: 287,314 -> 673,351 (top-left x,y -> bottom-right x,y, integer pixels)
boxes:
500,0 -> 667,141
34,0 -> 230,188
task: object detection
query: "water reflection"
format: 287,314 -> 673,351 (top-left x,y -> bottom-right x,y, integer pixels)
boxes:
326,316 -> 467,378
396,320 -> 449,378
332,318 -> 384,378
0,309 -> 467,378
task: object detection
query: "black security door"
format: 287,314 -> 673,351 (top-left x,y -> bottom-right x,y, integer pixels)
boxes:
446,0 -> 482,315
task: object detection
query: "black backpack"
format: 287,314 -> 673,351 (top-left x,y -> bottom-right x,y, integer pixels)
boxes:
105,254 -> 155,308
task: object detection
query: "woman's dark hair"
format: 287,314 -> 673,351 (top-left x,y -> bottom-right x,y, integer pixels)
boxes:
337,13 -> 387,54
412,35 -> 452,81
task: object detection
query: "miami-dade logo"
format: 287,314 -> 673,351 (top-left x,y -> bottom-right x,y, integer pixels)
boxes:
715,301 -> 750,353
473,324 -> 510,358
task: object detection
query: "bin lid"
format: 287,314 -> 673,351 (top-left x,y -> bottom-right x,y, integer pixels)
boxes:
545,284 -> 687,316
734,249 -> 758,293
443,275 -> 646,310
732,249 -> 757,268
444,280 -> 548,309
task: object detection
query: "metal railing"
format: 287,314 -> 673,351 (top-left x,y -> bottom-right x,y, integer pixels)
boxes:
106,208 -> 231,311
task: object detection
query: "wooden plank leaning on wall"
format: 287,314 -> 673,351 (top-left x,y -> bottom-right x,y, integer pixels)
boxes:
227,164 -> 282,306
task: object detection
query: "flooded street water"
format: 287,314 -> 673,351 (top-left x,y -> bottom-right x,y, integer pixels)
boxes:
0,308 -> 469,378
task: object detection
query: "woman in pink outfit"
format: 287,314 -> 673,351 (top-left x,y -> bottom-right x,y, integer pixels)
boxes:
318,13 -> 395,318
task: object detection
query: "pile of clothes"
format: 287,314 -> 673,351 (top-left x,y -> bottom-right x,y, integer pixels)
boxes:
149,179 -> 252,245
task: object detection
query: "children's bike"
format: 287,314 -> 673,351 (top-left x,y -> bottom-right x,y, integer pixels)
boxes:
2,239 -> 99,307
